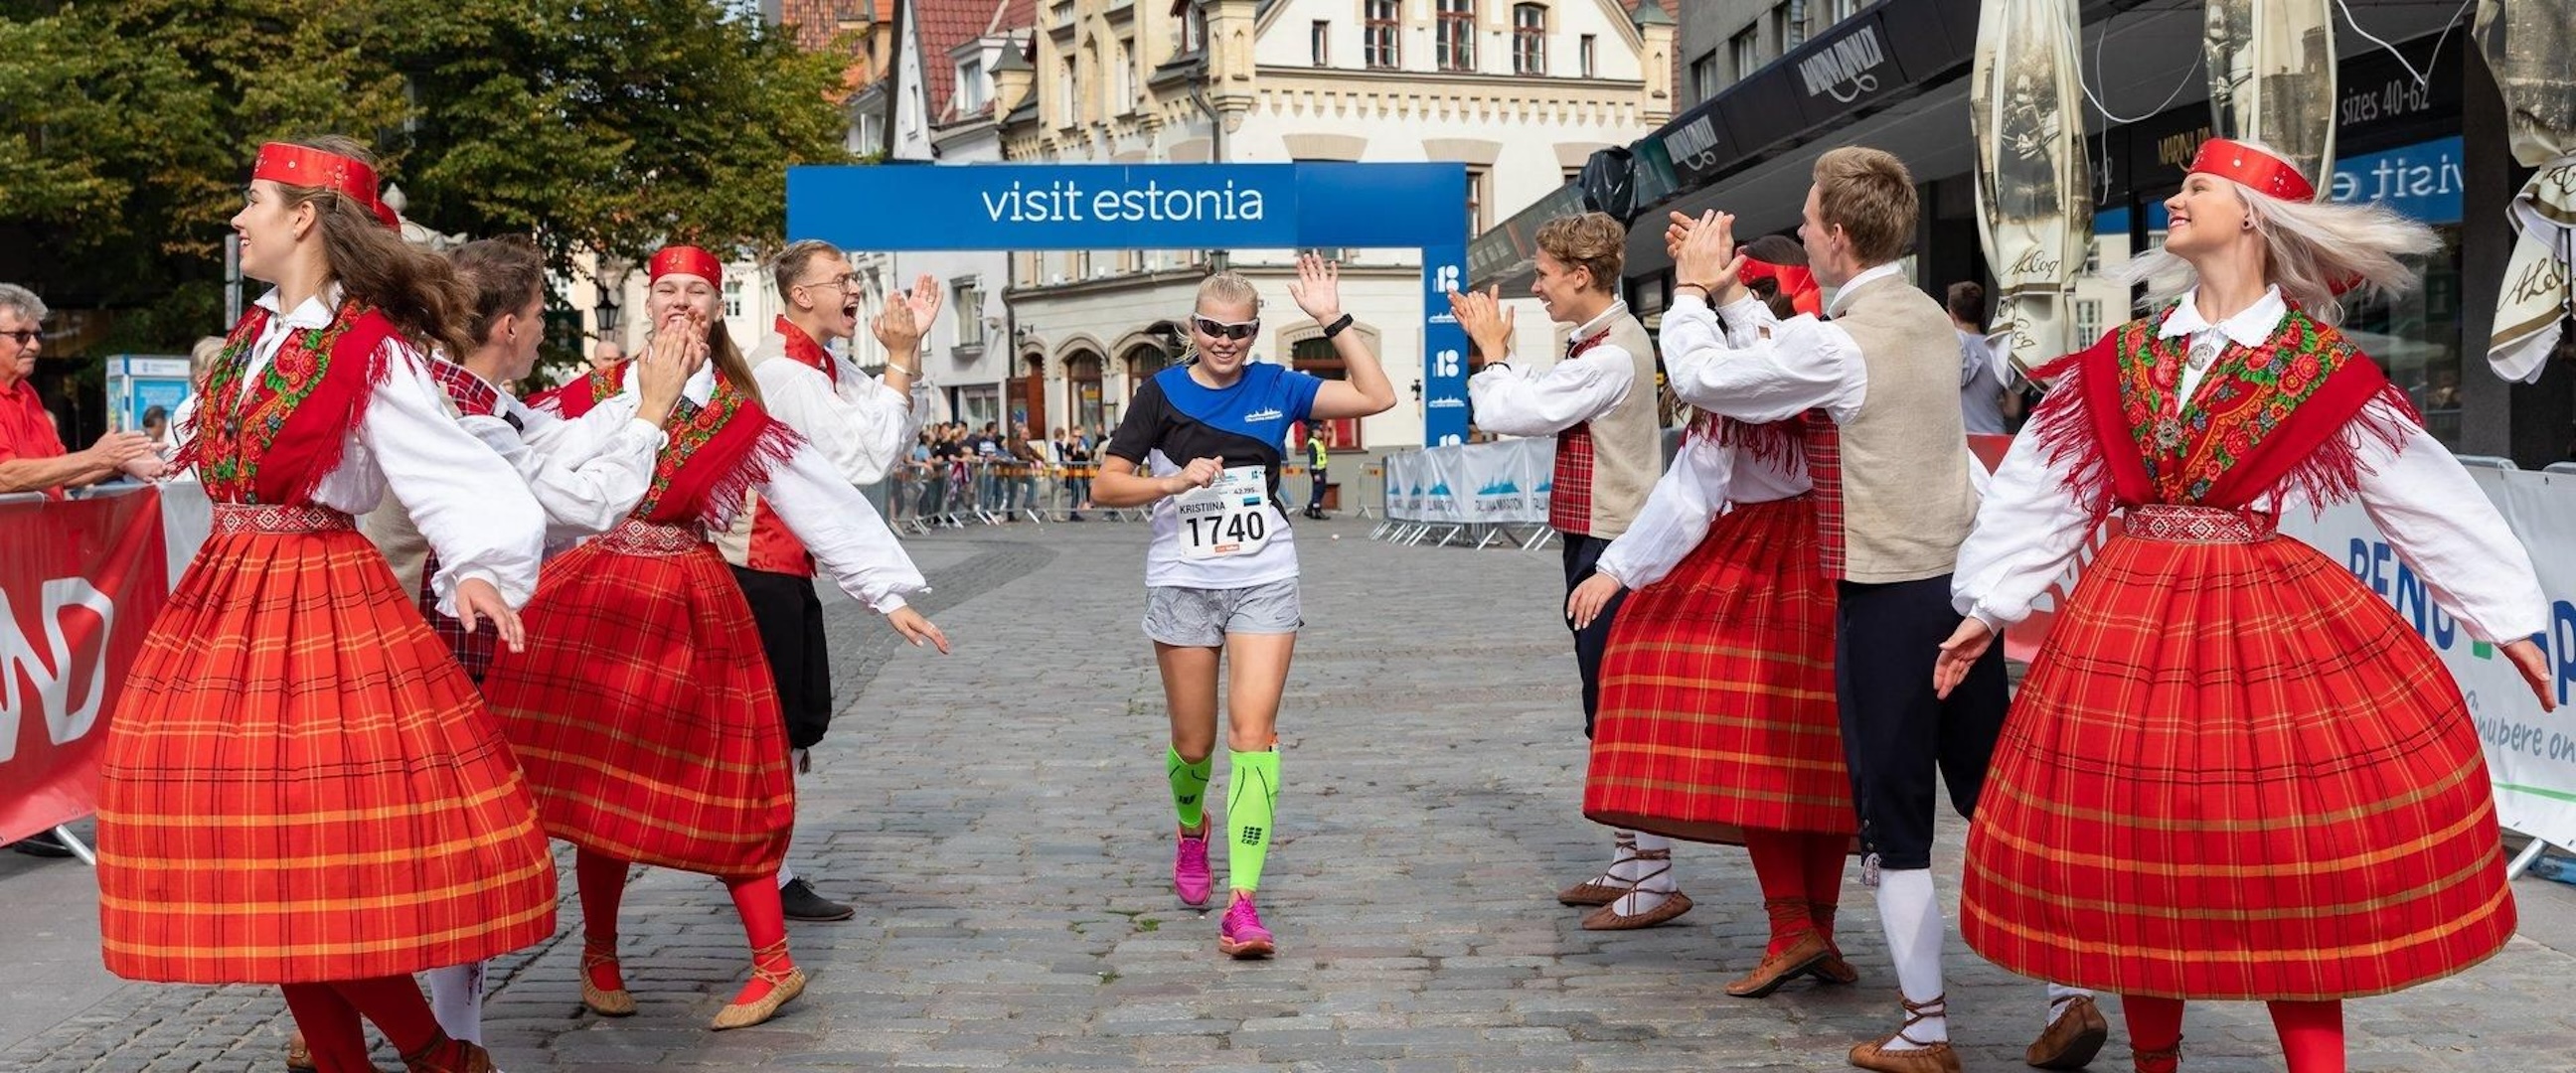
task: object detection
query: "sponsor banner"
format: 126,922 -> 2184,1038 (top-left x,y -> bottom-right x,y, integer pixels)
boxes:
2280,468 -> 2576,850
0,488 -> 170,844
1382,439 -> 1553,525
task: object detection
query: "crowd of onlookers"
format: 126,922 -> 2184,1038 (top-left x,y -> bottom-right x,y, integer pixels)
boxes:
899,421 -> 1108,523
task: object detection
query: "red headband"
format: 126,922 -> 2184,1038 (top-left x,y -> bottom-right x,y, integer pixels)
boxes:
2186,138 -> 2317,203
649,245 -> 724,284
252,142 -> 400,230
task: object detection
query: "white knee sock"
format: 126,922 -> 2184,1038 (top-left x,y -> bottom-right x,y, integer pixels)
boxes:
778,750 -> 810,890
2047,982 -> 2094,1026
1875,868 -> 1949,1047
1609,832 -> 1675,883
425,962 -> 485,1044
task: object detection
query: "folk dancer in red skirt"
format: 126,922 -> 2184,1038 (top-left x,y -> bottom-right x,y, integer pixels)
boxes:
340,235 -> 694,1057
1936,137 -> 2558,1073
1661,147 -> 2104,1073
97,136 -> 553,1073
481,245 -> 950,1031
1568,258 -> 1860,998
1450,213 -> 1682,930
715,239 -> 939,923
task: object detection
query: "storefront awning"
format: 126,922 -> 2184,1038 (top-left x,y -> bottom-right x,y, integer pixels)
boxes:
1469,0 -> 1983,292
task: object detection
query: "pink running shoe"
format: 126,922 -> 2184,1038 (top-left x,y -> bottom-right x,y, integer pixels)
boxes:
1217,895 -> 1275,959
1173,831 -> 1212,907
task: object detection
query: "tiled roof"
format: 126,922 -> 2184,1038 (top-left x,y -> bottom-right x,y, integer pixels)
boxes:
921,0 -> 1035,124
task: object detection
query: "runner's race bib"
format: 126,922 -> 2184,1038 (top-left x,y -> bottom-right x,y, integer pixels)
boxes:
1175,465 -> 1273,559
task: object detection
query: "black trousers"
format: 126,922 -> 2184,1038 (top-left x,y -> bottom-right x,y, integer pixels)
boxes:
1833,573 -> 2010,871
1308,469 -> 1328,512
1560,534 -> 1630,739
729,564 -> 835,752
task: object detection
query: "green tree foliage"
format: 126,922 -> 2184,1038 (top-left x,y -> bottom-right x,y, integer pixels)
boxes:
0,0 -> 857,353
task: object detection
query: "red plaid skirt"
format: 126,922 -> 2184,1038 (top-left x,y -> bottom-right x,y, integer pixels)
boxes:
95,528 -> 557,984
1584,496 -> 1852,843
482,531 -> 794,880
1961,531 -> 2513,999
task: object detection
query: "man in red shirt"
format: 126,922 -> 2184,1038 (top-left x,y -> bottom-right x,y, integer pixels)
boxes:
0,285 -> 156,499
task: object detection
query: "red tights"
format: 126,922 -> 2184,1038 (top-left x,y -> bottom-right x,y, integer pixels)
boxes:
574,848 -> 796,1004
2121,995 -> 2344,1073
278,977 -> 441,1073
1739,830 -> 1850,954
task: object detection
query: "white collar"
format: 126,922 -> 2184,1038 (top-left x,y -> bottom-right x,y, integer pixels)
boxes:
1827,262 -> 1905,317
1569,300 -> 1629,344
253,283 -> 346,330
2160,285 -> 2286,349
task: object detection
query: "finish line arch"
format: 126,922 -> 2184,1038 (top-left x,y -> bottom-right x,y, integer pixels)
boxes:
786,161 -> 1472,446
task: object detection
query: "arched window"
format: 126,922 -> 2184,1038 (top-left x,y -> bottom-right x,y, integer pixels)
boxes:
1064,350 -> 1104,432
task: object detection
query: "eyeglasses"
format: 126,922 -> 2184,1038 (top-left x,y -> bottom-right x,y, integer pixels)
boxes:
0,330 -> 38,346
1191,315 -> 1259,341
794,274 -> 860,293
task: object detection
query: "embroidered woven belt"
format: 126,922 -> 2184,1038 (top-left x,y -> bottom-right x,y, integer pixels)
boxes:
2123,504 -> 2277,543
596,519 -> 705,555
212,503 -> 356,535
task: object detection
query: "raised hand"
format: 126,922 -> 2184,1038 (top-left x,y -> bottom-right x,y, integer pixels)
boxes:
1445,285 -> 1514,367
1675,211 -> 1747,302
633,326 -> 700,426
1287,252 -> 1343,322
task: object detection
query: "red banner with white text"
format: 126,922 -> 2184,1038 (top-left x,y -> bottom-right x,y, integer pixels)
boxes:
0,489 -> 168,844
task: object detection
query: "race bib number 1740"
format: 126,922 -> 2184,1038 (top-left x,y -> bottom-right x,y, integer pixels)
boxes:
1175,465 -> 1273,559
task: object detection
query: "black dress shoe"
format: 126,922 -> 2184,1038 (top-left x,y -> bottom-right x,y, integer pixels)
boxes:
10,832 -> 75,858
779,876 -> 856,921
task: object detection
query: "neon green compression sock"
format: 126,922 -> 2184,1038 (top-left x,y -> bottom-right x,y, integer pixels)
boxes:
1225,748 -> 1280,892
1167,746 -> 1212,832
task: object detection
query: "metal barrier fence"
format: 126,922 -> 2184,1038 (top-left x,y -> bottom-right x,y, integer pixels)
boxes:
875,458 -> 1367,534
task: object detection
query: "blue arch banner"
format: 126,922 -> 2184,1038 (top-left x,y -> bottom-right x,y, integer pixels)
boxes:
786,161 -> 1471,446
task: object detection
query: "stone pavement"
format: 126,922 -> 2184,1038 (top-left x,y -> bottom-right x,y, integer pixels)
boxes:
8,518 -> 2576,1072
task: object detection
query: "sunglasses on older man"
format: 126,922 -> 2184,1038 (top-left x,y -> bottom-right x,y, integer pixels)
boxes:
1191,315 -> 1259,342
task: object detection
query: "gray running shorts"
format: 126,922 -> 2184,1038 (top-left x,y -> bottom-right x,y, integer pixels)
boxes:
1142,579 -> 1303,647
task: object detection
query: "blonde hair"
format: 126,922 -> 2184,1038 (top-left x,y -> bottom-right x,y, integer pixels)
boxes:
1533,212 -> 1625,292
1813,147 -> 1916,264
1194,270 -> 1260,315
2114,139 -> 2437,326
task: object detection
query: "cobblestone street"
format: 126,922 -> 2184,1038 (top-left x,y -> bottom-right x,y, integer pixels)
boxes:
7,519 -> 2576,1072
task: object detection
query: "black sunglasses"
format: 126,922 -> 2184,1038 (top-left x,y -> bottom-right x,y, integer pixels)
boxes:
1191,315 -> 1259,342
0,330 -> 38,346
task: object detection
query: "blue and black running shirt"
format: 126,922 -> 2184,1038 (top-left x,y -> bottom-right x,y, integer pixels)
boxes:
1105,362 -> 1326,589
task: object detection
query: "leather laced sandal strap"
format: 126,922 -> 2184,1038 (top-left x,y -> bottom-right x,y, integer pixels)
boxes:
1891,993 -> 1949,1048
1620,847 -> 1674,885
747,938 -> 797,987
2132,1037 -> 2182,1073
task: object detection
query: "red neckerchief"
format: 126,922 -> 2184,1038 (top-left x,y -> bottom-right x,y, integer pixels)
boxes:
774,316 -> 837,381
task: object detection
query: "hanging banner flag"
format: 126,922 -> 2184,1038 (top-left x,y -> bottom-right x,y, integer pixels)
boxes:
1971,0 -> 2093,383
0,489 -> 171,845
2476,0 -> 2576,383
2203,0 -> 2338,186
